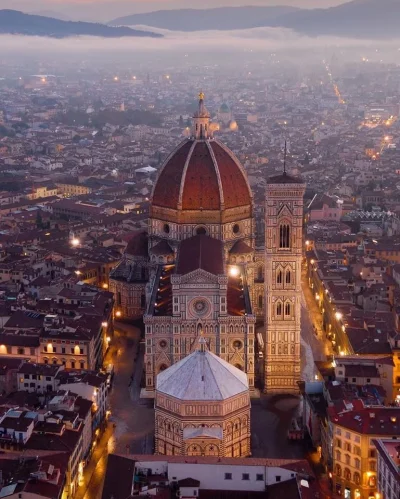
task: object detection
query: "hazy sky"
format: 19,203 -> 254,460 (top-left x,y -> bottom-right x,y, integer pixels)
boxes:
0,0 -> 351,21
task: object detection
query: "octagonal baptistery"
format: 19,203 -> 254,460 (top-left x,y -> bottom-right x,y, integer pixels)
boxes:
149,93 -> 254,250
155,339 -> 251,458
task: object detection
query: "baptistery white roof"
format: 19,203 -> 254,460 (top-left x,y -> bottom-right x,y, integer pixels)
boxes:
156,348 -> 249,401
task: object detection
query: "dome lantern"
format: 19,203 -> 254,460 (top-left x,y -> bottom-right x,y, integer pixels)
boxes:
193,91 -> 211,140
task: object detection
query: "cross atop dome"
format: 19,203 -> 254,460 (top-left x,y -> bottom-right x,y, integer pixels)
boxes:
193,91 -> 211,140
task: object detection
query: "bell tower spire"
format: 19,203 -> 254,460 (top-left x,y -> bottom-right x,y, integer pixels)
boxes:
193,91 -> 211,140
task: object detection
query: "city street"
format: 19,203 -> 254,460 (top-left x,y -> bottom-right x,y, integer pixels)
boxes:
301,268 -> 334,381
107,322 -> 154,456
75,321 -> 152,499
251,395 -> 305,459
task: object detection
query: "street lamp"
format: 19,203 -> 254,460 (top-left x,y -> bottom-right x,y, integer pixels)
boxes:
229,266 -> 240,278
71,237 -> 80,247
335,311 -> 343,321
115,311 -> 122,318
102,322 -> 108,328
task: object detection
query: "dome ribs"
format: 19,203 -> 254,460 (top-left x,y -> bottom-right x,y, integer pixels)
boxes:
152,139 -> 252,218
181,142 -> 220,210
152,140 -> 193,209
210,142 -> 252,209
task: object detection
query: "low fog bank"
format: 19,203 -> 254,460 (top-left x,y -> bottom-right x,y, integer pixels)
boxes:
1,26 -> 400,64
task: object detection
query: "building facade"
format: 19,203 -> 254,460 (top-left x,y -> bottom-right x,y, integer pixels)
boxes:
373,438 -> 400,499
264,174 -> 306,393
155,340 -> 251,458
332,407 -> 400,499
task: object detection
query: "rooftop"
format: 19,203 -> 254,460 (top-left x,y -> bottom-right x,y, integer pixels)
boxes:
332,407 -> 400,435
156,346 -> 249,401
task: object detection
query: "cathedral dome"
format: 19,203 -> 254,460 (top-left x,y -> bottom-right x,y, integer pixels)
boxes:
156,345 -> 249,401
151,95 -> 252,225
219,102 -> 230,113
152,140 -> 251,212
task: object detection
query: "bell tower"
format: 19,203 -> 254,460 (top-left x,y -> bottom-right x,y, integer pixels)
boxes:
264,170 -> 306,393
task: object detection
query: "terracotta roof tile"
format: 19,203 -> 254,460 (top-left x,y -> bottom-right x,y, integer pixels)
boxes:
177,235 -> 223,276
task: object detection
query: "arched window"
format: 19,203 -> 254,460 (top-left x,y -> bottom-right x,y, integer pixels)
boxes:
188,444 -> 201,456
344,468 -> 351,481
279,224 -> 290,249
258,295 -> 263,309
257,266 -> 263,281
205,444 -> 218,456
285,270 -> 291,284
285,302 -> 291,316
196,226 -> 207,235
277,270 -> 283,284
354,472 -> 360,485
335,464 -> 342,477
276,302 -> 282,316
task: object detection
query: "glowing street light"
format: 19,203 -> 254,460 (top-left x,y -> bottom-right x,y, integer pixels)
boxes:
101,322 -> 108,328
71,237 -> 80,247
102,283 -> 109,289
75,270 -> 81,276
229,266 -> 240,278
115,310 -> 122,318
335,311 -> 343,321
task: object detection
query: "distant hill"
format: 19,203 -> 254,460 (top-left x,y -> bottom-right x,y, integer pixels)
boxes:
109,0 -> 400,39
108,6 -> 301,31
270,0 -> 400,39
29,10 -> 72,21
0,10 -> 162,38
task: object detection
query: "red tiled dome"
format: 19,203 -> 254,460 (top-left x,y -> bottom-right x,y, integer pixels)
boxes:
151,139 -> 252,213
